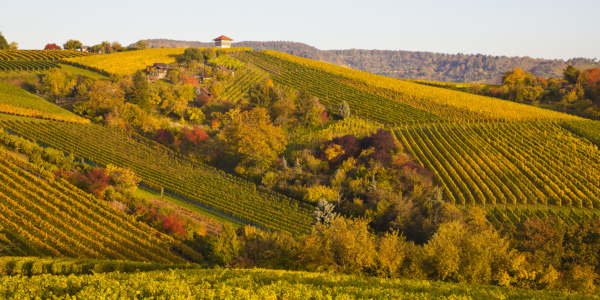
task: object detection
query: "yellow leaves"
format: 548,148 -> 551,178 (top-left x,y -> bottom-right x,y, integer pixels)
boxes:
106,164 -> 141,191
303,185 -> 339,203
324,144 -> 345,161
224,107 -> 287,169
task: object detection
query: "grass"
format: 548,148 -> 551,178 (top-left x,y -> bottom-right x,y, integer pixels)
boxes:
133,186 -> 242,228
56,64 -> 108,80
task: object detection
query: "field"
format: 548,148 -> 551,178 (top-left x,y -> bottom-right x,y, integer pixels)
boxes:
0,50 -> 93,61
0,82 -> 89,123
0,149 -> 188,263
62,47 -> 252,76
0,120 -> 314,236
1,266 -> 594,299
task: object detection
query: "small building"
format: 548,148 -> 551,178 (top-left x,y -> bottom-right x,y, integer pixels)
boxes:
217,65 -> 234,77
198,87 -> 213,98
150,63 -> 170,79
213,35 -> 233,48
79,46 -> 90,52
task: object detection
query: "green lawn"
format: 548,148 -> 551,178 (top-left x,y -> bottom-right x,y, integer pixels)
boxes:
57,63 -> 108,80
133,186 -> 242,228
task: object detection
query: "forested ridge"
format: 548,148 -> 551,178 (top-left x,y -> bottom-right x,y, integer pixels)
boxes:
139,39 -> 600,83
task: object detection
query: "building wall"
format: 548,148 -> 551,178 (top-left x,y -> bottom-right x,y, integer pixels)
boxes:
215,40 -> 232,48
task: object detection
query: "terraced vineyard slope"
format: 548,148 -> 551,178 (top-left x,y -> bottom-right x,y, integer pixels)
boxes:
0,61 -> 60,72
396,122 -> 600,209
0,120 -> 314,236
0,149 -> 186,263
0,82 -> 88,123
0,50 -> 93,61
233,51 -> 584,123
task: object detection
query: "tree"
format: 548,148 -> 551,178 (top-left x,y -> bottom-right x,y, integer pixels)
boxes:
179,47 -> 203,62
8,42 -> 17,50
106,164 -> 141,191
293,157 -> 302,174
41,68 -> 76,101
63,39 -> 82,50
112,41 -> 122,52
563,65 -> 581,85
501,68 -> 533,86
182,125 -> 209,144
43,43 -> 61,50
339,100 -> 351,119
208,224 -> 240,266
0,33 -> 8,50
127,71 -> 151,108
74,80 -> 125,117
136,40 -> 147,50
154,128 -> 175,145
313,199 -> 337,226
223,108 -> 287,170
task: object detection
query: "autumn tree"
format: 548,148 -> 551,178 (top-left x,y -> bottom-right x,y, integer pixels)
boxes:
43,43 -> 61,50
74,80 -> 125,117
223,108 -> 287,171
8,42 -> 17,50
501,68 -> 533,86
154,128 -> 175,145
41,68 -> 76,101
63,39 -> 82,50
106,164 -> 141,191
0,33 -> 8,50
182,125 -> 209,144
578,68 -> 600,102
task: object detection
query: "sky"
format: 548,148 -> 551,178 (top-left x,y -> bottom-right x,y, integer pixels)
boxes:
2,0 -> 599,60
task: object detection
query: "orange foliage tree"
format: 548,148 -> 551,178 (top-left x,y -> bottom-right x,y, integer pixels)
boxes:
44,43 -> 61,50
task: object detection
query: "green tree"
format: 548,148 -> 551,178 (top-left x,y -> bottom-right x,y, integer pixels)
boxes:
41,68 -> 76,101
339,100 -> 351,119
8,41 -> 17,50
179,47 -> 203,62
0,33 -> 8,50
63,39 -> 82,50
208,224 -> 240,266
136,40 -> 147,50
127,71 -> 151,108
563,65 -> 581,85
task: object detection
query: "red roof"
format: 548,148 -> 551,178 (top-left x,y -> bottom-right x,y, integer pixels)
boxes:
213,35 -> 233,41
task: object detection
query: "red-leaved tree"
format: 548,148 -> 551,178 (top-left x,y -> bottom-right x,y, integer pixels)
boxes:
44,43 -> 62,50
182,125 -> 209,144
154,128 -> 175,145
185,77 -> 199,86
83,168 -> 110,198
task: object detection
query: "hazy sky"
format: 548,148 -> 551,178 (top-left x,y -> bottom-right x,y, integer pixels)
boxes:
2,0 -> 599,60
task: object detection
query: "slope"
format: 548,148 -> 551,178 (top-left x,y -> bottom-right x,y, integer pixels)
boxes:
0,148 -> 186,263
0,120 -> 314,236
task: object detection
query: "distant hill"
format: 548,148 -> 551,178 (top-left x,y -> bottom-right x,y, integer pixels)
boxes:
137,39 -> 600,83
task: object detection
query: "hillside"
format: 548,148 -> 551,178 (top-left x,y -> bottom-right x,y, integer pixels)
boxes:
0,82 -> 89,123
139,39 -> 600,83
0,148 -> 185,263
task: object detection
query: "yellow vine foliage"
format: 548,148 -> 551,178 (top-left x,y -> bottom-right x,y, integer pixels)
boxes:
64,48 -> 251,76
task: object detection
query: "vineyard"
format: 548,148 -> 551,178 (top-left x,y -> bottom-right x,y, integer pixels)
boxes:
1,267 -> 591,299
0,120 -> 314,236
0,50 -> 93,61
0,257 -> 197,276
562,120 -> 600,147
396,122 -> 600,209
0,61 -> 60,72
232,50 -> 584,123
0,82 -> 89,124
220,65 -> 268,102
62,47 -> 252,76
0,149 -> 188,263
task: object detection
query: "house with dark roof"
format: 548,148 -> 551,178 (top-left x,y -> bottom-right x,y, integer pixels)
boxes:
148,63 -> 170,80
213,35 -> 233,48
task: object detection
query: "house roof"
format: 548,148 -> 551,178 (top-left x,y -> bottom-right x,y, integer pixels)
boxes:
213,35 -> 233,41
218,65 -> 228,72
200,88 -> 212,94
153,63 -> 169,69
